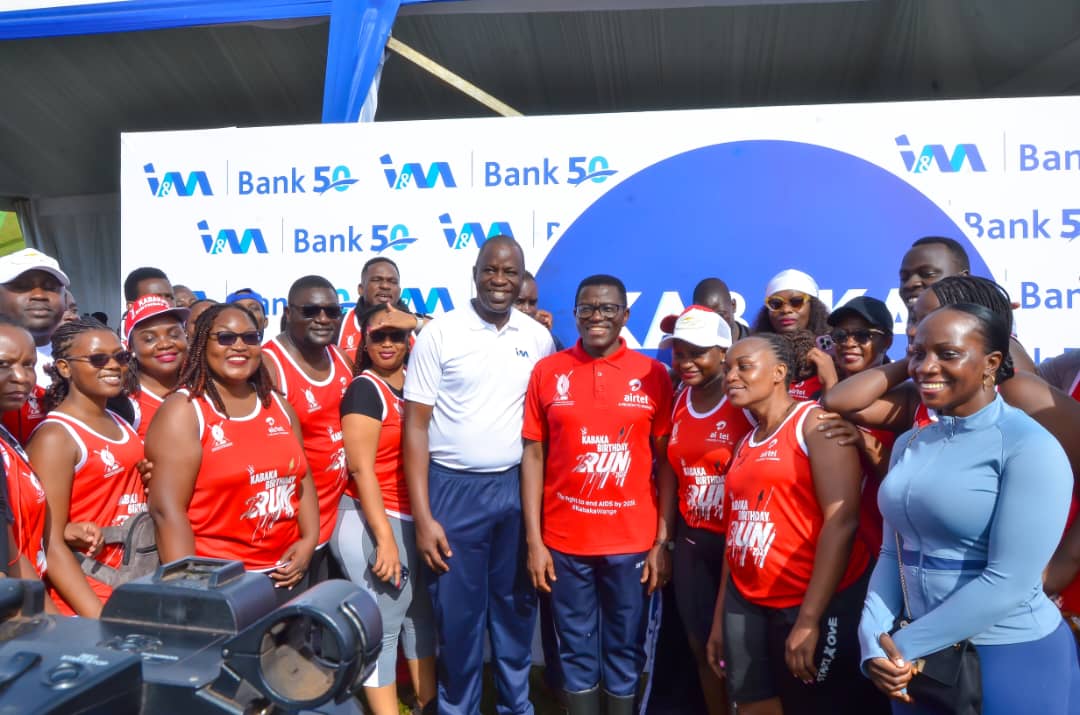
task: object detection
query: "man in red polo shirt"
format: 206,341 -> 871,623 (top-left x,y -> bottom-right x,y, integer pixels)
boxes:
522,274 -> 675,715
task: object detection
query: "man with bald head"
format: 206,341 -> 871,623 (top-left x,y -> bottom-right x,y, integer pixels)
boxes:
404,236 -> 555,714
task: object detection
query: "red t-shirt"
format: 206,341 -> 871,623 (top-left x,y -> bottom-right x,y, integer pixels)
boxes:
1,385 -> 47,446
725,401 -> 869,609
912,402 -> 937,429
667,389 -> 754,535
522,340 -> 673,556
0,426 -> 46,576
341,371 -> 409,516
788,375 -> 822,402
184,391 -> 308,571
262,339 -> 351,544
130,387 -> 165,440
37,411 -> 146,614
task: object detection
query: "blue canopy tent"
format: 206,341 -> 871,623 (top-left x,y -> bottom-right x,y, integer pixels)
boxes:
0,0 -> 451,123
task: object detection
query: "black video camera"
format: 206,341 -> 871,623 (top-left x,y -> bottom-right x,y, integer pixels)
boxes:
0,558 -> 382,714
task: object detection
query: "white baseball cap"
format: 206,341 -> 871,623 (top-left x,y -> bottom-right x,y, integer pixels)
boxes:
0,248 -> 69,287
658,305 -> 733,350
764,268 -> 818,299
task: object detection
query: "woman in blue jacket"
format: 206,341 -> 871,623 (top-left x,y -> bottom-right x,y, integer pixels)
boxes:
858,303 -> 1080,713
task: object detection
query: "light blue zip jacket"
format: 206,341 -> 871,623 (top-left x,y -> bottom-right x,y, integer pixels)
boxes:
859,395 -> 1070,666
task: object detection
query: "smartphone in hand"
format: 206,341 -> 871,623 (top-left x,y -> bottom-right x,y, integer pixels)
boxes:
369,558 -> 410,593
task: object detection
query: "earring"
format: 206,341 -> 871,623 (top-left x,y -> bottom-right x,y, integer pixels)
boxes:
983,374 -> 995,389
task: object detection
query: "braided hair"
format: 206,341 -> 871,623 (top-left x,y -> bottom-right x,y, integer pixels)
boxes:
751,297 -> 830,337
175,303 -> 275,416
928,277 -> 1017,382
753,333 -> 797,388
44,317 -> 115,412
929,275 -> 1015,334
779,329 -> 818,383
352,303 -> 410,377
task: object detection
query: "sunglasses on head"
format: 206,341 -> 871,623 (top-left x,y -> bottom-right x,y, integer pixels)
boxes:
210,330 -> 262,347
765,293 -> 810,312
66,350 -> 133,369
367,329 -> 408,344
830,328 -> 886,346
291,303 -> 343,320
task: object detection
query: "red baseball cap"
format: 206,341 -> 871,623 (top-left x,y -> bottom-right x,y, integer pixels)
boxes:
124,295 -> 190,344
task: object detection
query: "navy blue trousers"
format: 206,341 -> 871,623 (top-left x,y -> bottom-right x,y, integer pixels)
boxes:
549,549 -> 650,696
427,462 -> 536,715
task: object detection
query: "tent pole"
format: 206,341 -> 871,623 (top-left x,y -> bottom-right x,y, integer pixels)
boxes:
386,36 -> 523,117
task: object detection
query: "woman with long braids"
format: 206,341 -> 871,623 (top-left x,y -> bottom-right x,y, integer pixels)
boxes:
751,270 -> 835,400
27,318 -> 147,617
122,294 -> 189,439
146,303 -> 318,602
859,304 -> 1079,712
705,334 -> 885,715
331,303 -> 435,715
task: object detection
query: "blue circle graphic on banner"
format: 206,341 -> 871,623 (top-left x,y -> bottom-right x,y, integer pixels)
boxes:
536,140 -> 988,356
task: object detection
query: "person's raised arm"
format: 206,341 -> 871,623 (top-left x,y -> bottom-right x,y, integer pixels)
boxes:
145,394 -> 202,564
820,358 -> 920,433
786,409 -> 864,683
29,423 -> 102,617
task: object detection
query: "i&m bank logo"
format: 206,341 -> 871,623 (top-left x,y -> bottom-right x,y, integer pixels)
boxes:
895,135 -> 986,173
144,163 -> 213,197
198,220 -> 267,255
439,213 -> 514,250
381,154 -> 457,190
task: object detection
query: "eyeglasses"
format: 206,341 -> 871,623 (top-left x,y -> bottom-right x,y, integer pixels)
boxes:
830,328 -> 886,345
210,331 -> 263,346
290,304 -> 343,320
367,329 -> 408,344
65,350 -> 133,369
765,293 -> 810,312
574,303 -> 625,320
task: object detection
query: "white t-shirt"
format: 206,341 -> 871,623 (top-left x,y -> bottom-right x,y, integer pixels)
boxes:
35,344 -> 52,388
404,301 -> 556,472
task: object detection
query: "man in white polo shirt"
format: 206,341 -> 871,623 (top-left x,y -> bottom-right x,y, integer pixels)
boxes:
404,235 -> 555,715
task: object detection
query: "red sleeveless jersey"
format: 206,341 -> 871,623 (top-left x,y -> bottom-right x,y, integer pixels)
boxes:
338,307 -> 364,363
725,401 -> 869,608
912,401 -> 937,429
130,386 -> 165,440
0,426 -> 46,576
788,375 -> 822,402
262,339 -> 351,544
37,411 -> 146,614
1,385 -> 47,446
667,389 -> 754,535
855,425 -> 896,555
347,371 -> 410,516
184,391 -> 308,571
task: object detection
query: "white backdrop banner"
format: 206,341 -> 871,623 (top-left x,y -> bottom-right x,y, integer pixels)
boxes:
121,96 -> 1080,360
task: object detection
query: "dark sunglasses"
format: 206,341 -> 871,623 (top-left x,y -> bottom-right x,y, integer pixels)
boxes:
291,303 -> 343,320
830,328 -> 886,345
210,330 -> 263,347
367,329 -> 408,344
765,293 -> 810,312
66,350 -> 133,369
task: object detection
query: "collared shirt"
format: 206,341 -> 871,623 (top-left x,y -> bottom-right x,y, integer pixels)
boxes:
404,301 -> 555,472
522,339 -> 672,555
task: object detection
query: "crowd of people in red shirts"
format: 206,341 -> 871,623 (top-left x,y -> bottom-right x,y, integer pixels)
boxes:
0,235 -> 1077,715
